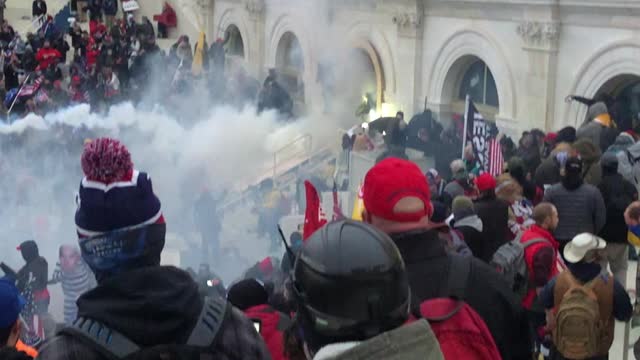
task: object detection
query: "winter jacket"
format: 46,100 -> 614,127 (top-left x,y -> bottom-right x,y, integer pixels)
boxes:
390,230 -> 532,360
577,120 -> 619,154
102,0 -> 117,15
605,132 -> 635,181
543,183 -> 606,243
598,172 -> 638,243
13,240 -> 48,295
35,47 -> 61,70
244,305 -> 291,360
313,320 -> 444,360
32,0 -> 47,17
535,156 -> 561,190
572,138 -> 602,186
473,194 -> 510,263
37,266 -> 271,360
452,215 -> 485,260
520,225 -> 561,310
620,140 -> 640,192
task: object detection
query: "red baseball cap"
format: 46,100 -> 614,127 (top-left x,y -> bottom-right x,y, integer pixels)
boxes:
475,173 -> 497,192
363,158 -> 432,222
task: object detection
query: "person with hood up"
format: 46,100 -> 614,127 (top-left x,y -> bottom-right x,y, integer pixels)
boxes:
449,195 -> 484,259
597,152 -> 637,284
38,138 -> 270,360
496,173 -> 534,239
227,279 -> 292,360
48,245 -> 96,325
0,240 -> 49,315
605,131 -> 636,181
361,158 -> 532,360
543,156 -> 606,254
473,173 -> 511,263
577,101 -> 620,153
443,159 -> 477,200
571,138 -> 602,186
289,220 -> 445,360
540,233 -> 632,360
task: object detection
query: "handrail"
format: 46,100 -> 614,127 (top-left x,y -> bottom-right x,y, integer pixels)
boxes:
26,14 -> 45,34
272,134 -> 312,180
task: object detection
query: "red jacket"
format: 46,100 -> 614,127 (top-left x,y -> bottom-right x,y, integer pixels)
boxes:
520,224 -> 564,309
35,48 -> 61,70
244,305 -> 290,360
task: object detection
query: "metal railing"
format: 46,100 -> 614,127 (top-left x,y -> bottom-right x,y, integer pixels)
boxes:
272,134 -> 312,180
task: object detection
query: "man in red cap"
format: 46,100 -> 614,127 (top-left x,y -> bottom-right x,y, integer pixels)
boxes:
362,158 -> 531,360
473,172 -> 510,263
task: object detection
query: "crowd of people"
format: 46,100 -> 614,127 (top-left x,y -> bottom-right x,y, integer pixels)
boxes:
0,2 -> 639,360
0,0 -> 294,123
0,96 -> 639,360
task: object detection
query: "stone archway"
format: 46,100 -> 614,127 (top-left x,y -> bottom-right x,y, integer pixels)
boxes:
565,40 -> 640,127
591,74 -> 640,130
428,29 -> 516,124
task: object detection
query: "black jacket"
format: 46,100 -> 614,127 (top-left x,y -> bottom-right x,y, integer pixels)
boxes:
37,266 -> 271,360
473,194 -> 510,262
598,172 -> 638,243
391,230 -> 532,360
32,0 -> 47,17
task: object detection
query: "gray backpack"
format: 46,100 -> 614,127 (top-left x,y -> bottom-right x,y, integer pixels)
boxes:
58,296 -> 228,360
490,235 -> 551,300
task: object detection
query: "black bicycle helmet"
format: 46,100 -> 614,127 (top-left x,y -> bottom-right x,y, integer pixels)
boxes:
291,220 -> 409,345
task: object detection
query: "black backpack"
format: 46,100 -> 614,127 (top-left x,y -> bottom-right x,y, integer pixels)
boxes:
58,296 -> 228,360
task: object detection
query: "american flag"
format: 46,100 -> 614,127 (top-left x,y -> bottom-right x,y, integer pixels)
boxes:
488,138 -> 503,176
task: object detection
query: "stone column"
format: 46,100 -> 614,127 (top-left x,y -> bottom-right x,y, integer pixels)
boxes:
516,20 -> 561,131
244,0 -> 266,80
392,6 -> 423,115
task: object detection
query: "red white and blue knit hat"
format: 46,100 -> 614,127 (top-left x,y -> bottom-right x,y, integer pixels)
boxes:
75,138 -> 165,238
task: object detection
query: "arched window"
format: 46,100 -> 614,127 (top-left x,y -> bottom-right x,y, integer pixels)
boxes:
458,60 -> 499,108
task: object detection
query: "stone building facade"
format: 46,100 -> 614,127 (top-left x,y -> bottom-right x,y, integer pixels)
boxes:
150,0 -> 640,133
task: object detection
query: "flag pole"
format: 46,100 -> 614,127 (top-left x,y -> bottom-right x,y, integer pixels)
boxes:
461,94 -> 470,159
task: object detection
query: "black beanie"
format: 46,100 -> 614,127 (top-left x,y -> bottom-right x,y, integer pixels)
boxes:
227,279 -> 268,311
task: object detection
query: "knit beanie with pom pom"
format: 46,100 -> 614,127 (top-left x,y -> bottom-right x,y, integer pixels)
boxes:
75,138 -> 166,282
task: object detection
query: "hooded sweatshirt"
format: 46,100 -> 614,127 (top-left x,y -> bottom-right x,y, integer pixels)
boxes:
15,240 -> 48,296
37,266 -> 271,360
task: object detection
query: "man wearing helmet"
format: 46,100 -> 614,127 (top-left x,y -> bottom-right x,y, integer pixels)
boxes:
290,219 -> 444,360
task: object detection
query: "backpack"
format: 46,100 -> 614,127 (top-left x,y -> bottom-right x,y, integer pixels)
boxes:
552,274 -> 607,359
625,146 -> 640,192
413,255 -> 502,360
490,236 -> 551,301
447,229 -> 472,257
58,296 -> 228,360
